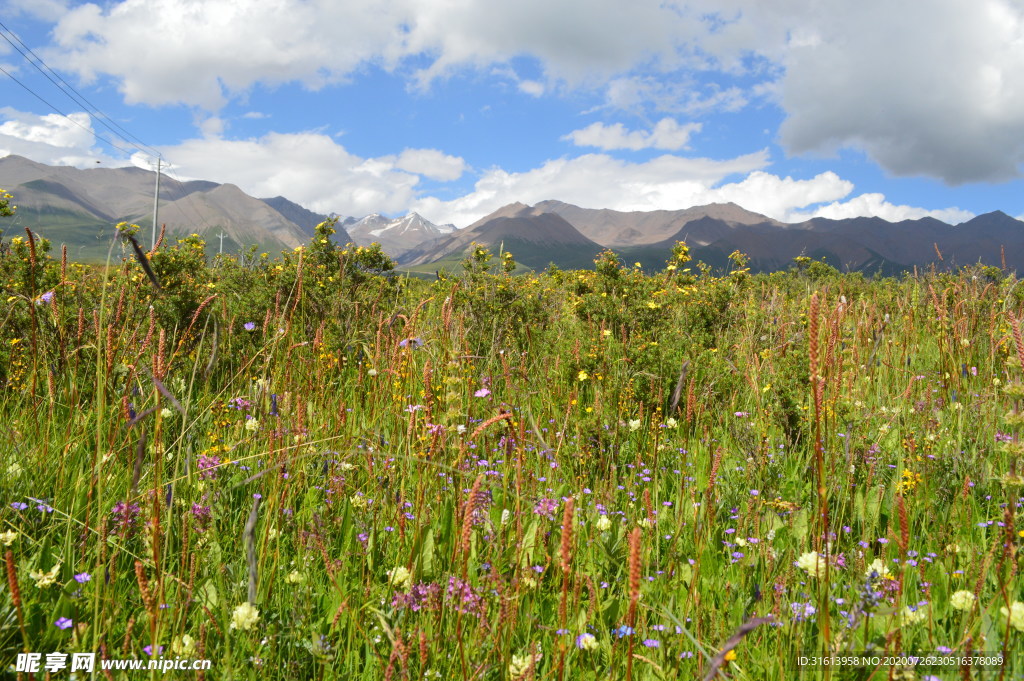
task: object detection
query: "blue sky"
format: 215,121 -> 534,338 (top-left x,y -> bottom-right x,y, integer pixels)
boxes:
2,0 -> 1023,228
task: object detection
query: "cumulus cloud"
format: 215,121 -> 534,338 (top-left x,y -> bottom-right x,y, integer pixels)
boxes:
411,150 -> 773,226
778,0 -> 1024,183
790,193 -> 974,225
564,118 -> 702,151
393,149 -> 467,182
0,107 -> 121,166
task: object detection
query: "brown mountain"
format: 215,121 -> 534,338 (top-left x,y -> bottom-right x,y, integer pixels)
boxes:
0,155 -> 346,260
399,210 -> 605,271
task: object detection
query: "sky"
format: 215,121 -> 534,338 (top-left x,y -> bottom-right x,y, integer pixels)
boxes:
1,0 -> 1024,228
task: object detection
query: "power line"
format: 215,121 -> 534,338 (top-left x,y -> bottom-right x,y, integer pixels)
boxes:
0,63 -> 141,158
0,20 -> 163,160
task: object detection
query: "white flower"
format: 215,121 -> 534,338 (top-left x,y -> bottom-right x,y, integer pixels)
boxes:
796,551 -> 827,578
595,515 -> 612,532
509,651 -> 542,679
285,570 -> 306,585
576,633 -> 599,651
0,530 -> 16,546
367,368 -> 378,377
665,417 -> 678,429
387,566 -> 412,591
171,634 -> 196,655
456,425 -> 467,435
865,558 -> 891,580
1001,601 -> 1024,632
230,602 -> 260,631
349,494 -> 368,510
29,563 -> 61,588
950,590 -> 975,611
245,418 -> 260,432
900,605 -> 927,626
500,509 -> 512,525
160,408 -> 173,419
627,419 -> 642,432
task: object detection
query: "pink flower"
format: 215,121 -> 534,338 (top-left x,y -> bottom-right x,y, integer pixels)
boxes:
474,388 -> 491,398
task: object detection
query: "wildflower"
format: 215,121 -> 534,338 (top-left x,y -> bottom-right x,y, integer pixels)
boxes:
160,408 -> 173,419
349,494 -> 369,510
1000,601 -> 1024,632
665,417 -> 677,428
74,572 -> 91,584
143,645 -> 164,656
456,425 -> 467,434
595,515 -> 612,532
628,419 -> 642,432
724,650 -> 737,662
388,566 -> 412,591
865,558 -> 891,580
398,337 -> 423,349
642,639 -> 660,648
245,418 -> 260,432
576,633 -> 598,651
614,625 -> 635,638
243,322 -> 256,331
0,530 -> 16,546
172,634 -> 196,656
54,617 -> 73,630
508,651 -> 541,679
900,604 -> 927,626
29,563 -> 61,588
35,291 -> 54,305
796,551 -> 827,578
10,502 -> 28,511
285,570 -> 306,585
577,370 -> 589,381
950,590 -> 976,611
533,497 -> 558,519
474,388 -> 491,398
230,602 -> 260,631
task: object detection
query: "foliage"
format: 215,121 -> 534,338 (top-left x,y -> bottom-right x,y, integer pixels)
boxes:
1,196 -> 1023,679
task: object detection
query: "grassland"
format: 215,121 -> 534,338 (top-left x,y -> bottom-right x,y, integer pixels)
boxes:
1,214 -> 1023,679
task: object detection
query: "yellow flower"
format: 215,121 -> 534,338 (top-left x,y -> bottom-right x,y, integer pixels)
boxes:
387,566 -> 412,591
285,570 -> 306,585
577,370 -> 589,381
595,515 -> 612,532
796,551 -> 827,578
1001,601 -> 1024,632
950,590 -> 975,611
900,605 -> 927,626
29,563 -> 61,588
230,602 -> 260,631
508,651 -> 542,680
724,649 -> 737,662
0,530 -> 16,546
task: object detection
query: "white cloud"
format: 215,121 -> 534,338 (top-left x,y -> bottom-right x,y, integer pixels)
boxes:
790,193 -> 975,225
411,150 -> 772,226
778,0 -> 1024,183
518,80 -> 545,97
0,108 -> 121,166
393,148 -> 467,182
564,118 -> 701,151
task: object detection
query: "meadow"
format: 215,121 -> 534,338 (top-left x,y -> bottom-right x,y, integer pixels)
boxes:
1,197 -> 1023,679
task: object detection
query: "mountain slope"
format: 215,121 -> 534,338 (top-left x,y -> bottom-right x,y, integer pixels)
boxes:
0,155 -> 336,260
400,212 -> 605,271
347,212 -> 455,256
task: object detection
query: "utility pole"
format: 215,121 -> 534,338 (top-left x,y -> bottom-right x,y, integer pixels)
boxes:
151,157 -> 162,249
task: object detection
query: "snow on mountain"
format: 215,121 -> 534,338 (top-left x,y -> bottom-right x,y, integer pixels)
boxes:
347,211 -> 457,255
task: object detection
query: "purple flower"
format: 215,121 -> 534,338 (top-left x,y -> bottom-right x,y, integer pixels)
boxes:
10,502 -> 28,511
74,572 -> 91,584
143,645 -> 164,656
614,625 -> 634,638
54,617 -> 73,629
533,497 -> 559,519
197,454 -> 221,480
35,291 -> 54,305
642,639 -> 661,648
243,322 -> 256,331
474,388 -> 491,398
398,337 -> 423,349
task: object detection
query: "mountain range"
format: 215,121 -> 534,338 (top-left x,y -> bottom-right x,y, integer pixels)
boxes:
0,155 -> 347,260
2,155 -> 1023,274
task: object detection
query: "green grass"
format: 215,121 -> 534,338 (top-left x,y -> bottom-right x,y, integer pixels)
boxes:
1,225 -> 1023,680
